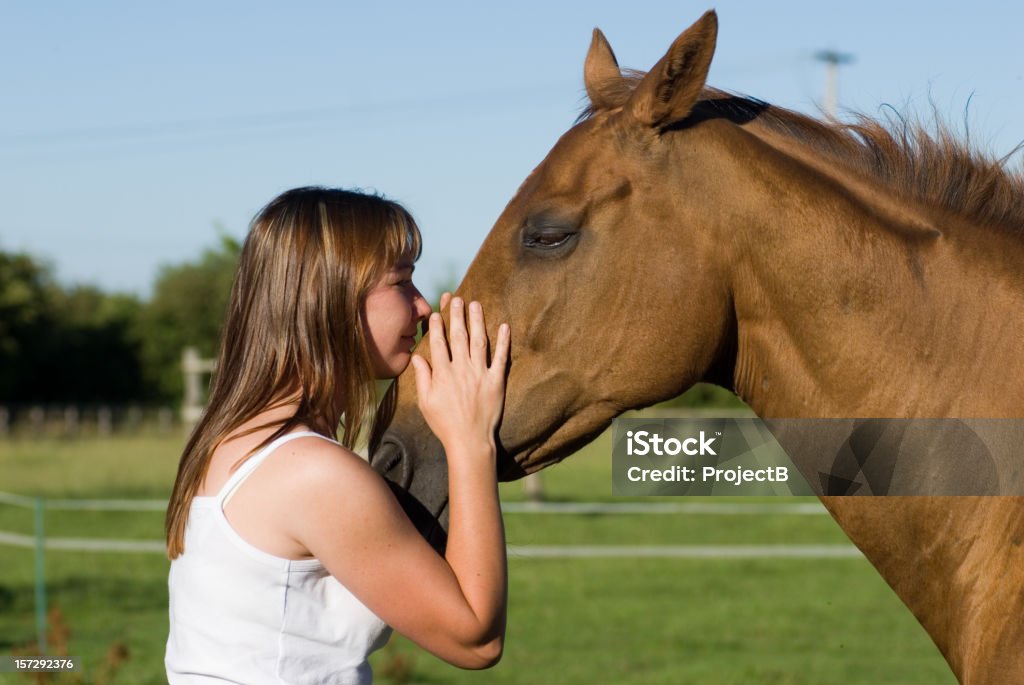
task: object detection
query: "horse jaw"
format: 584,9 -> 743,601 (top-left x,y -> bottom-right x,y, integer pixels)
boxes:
369,326 -> 644,551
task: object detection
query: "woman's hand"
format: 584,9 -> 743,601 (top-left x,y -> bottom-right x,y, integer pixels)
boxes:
407,295 -> 511,663
290,295 -> 511,669
411,296 -> 510,454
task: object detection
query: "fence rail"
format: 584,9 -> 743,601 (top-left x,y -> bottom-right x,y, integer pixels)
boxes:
0,489 -> 848,654
0,530 -> 166,553
1,492 -> 835,558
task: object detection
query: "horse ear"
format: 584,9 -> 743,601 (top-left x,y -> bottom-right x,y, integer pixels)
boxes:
627,10 -> 718,127
584,28 -> 623,111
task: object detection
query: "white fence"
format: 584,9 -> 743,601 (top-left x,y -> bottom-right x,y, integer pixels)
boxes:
0,405 -> 179,439
0,489 -> 858,652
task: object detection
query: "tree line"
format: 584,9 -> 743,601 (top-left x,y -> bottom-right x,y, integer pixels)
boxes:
0,235 -> 240,405
0,233 -> 744,410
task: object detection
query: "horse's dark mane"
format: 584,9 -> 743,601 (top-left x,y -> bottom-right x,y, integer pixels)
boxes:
580,75 -> 1024,233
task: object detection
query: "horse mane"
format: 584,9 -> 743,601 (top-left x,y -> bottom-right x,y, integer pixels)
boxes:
580,75 -> 1024,234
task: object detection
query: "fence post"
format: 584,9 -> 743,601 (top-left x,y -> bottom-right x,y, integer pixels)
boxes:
182,347 -> 216,430
523,472 -> 545,502
63,405 -> 79,438
126,405 -> 142,434
157,407 -> 173,434
34,497 -> 48,654
29,406 -> 45,437
98,405 -> 113,436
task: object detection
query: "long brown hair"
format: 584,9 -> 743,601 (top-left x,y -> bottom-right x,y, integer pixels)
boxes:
166,187 -> 422,558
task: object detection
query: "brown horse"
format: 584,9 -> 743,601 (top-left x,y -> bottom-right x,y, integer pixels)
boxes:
370,11 -> 1024,683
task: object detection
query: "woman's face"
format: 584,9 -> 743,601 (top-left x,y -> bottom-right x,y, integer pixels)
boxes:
362,256 -> 432,378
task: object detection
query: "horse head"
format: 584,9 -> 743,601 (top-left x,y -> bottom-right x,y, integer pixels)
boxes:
370,11 -> 743,549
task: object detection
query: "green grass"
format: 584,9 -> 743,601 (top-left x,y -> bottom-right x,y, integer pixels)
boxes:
375,557 -> 953,685
0,432 -> 955,684
0,435 -> 181,498
0,551 -> 170,685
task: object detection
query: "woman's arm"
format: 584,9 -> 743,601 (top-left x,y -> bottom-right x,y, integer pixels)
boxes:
412,297 -> 510,657
287,297 -> 510,668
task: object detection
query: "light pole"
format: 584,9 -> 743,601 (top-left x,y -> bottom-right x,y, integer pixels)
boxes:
814,50 -> 855,118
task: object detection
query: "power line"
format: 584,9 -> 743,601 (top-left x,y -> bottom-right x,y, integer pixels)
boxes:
0,82 -> 573,150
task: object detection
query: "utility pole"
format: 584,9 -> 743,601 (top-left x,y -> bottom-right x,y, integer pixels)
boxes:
814,50 -> 855,118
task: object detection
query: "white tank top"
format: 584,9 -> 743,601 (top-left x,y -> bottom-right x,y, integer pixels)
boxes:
165,431 -> 392,684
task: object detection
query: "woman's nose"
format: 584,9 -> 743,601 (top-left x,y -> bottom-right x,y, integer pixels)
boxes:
413,290 -> 432,321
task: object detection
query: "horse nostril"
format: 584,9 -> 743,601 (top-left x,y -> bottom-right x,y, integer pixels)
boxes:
378,451 -> 402,475
370,431 -> 413,490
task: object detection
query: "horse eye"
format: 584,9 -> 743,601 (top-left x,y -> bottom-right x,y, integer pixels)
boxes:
530,234 -> 571,247
522,230 -> 578,251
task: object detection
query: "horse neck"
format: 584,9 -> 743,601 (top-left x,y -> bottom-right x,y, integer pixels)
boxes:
702,127 -> 1024,677
711,124 -> 1024,419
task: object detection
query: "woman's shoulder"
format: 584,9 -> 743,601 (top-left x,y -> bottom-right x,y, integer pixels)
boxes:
202,430 -> 394,561
272,436 -> 404,551
221,431 -> 396,552
273,433 -> 380,486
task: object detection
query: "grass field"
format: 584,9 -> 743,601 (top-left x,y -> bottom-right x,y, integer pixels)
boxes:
0,429 -> 955,684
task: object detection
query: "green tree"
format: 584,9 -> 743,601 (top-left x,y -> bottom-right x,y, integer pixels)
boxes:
0,251 -> 148,403
0,251 -> 59,400
137,233 -> 241,401
47,285 -> 147,402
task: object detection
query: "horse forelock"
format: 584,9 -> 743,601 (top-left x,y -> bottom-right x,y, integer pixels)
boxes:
575,68 -> 647,124
579,72 -> 1024,237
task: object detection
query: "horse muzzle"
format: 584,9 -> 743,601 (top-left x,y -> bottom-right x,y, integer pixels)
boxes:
370,424 -> 450,554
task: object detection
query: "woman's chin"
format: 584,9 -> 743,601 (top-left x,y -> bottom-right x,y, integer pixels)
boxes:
373,352 -> 411,380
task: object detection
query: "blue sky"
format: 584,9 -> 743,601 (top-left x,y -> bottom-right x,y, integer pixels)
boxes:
2,1 -> 1022,300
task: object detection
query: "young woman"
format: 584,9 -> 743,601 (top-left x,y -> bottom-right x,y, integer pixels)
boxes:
164,187 -> 511,684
